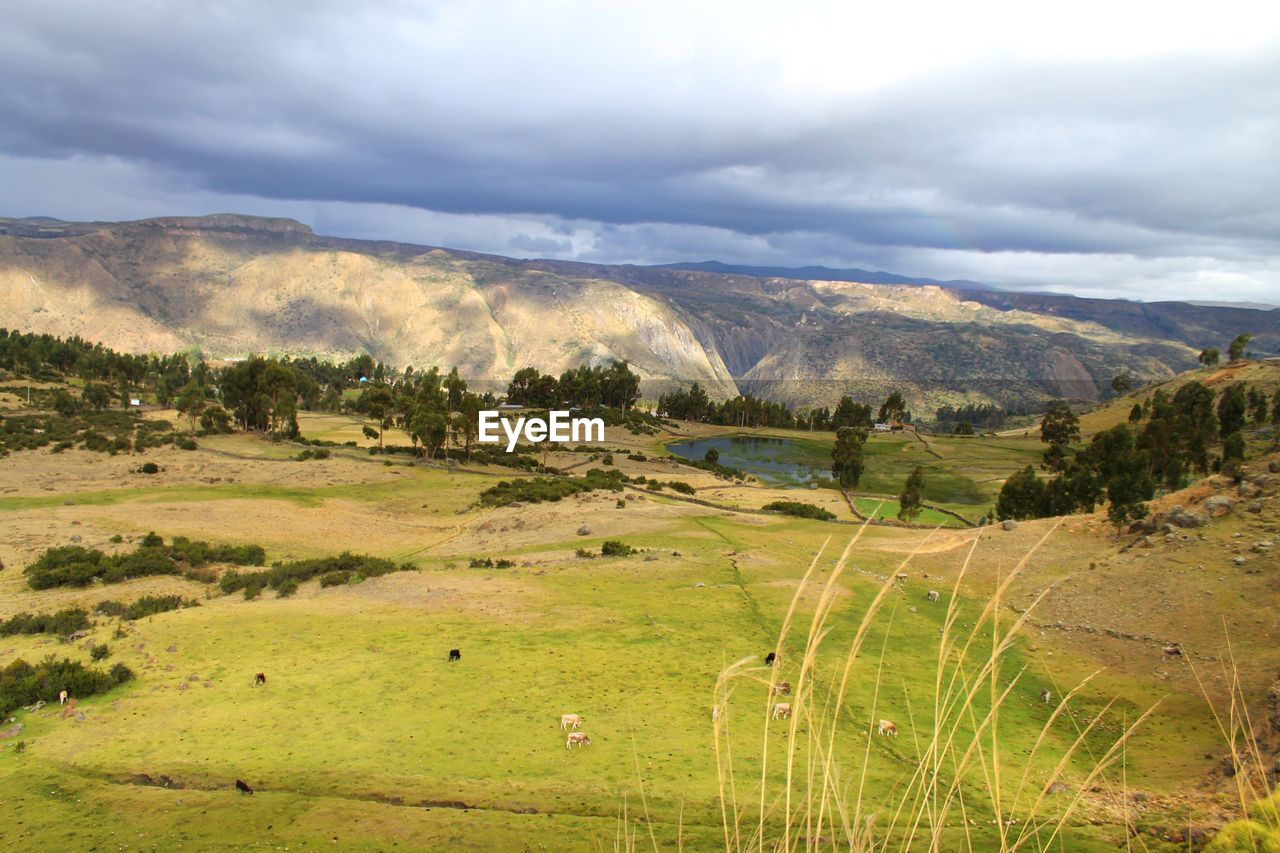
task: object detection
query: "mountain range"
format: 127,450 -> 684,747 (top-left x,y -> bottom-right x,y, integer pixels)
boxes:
2,214 -> 1277,411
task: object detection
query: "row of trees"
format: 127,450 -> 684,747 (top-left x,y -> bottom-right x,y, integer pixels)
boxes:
999,375 -> 1278,529
506,362 -> 641,410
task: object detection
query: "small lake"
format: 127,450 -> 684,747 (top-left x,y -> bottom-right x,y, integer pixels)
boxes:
666,435 -> 830,487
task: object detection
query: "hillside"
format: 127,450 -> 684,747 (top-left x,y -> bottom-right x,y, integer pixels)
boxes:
3,214 -> 1279,411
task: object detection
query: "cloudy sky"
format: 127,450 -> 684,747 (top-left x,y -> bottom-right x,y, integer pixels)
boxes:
2,1 -> 1278,302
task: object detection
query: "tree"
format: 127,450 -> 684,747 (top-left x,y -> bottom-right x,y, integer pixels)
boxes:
52,390 -> 79,418
1039,400 -> 1079,472
82,382 -> 113,410
454,393 -> 483,461
409,405 -> 448,460
1087,425 -> 1154,532
996,466 -> 1046,521
1247,387 -> 1268,424
1227,333 -> 1253,362
877,391 -> 907,424
1128,404 -> 1143,423
953,421 -> 974,435
1171,382 -> 1216,475
1198,348 -> 1220,368
833,396 -> 872,430
175,382 -> 207,433
359,384 -> 395,448
1217,384 -> 1247,437
830,427 -> 867,489
704,446 -> 720,465
1273,389 -> 1280,425
1222,431 -> 1245,465
1111,374 -> 1132,394
897,467 -> 924,521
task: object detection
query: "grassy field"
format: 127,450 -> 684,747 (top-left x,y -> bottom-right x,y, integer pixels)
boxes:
1,404 -> 1277,849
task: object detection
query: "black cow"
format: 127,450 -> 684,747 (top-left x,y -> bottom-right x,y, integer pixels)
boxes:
254,672 -> 266,687
449,649 -> 461,662
764,652 -> 776,666
235,779 -> 253,795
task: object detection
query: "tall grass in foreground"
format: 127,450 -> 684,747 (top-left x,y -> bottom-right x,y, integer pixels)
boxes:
702,517 -> 1157,851
1196,634 -> 1280,851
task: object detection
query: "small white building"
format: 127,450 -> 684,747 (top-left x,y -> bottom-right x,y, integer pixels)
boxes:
129,398 -> 142,407
873,422 -> 892,432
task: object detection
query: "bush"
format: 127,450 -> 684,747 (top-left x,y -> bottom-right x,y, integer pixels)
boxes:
94,600 -> 126,617
319,570 -> 352,587
601,540 -> 636,557
222,552 -> 413,598
121,595 -> 199,621
0,607 -> 92,637
275,578 -> 299,598
666,480 -> 696,495
90,644 -> 110,661
24,537 -> 266,589
602,453 -> 614,465
0,656 -> 133,716
616,498 -> 626,509
139,462 -> 160,474
575,548 -> 596,559
762,501 -> 836,521
478,468 -> 629,507
627,453 -> 647,461
174,435 -> 198,451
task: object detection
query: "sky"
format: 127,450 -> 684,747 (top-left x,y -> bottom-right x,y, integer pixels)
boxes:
1,0 -> 1278,303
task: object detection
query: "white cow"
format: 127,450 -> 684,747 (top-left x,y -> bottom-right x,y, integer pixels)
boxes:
772,703 -> 792,720
877,719 -> 898,737
566,732 -> 592,749
58,690 -> 68,705
560,713 -> 582,730
926,590 -> 940,602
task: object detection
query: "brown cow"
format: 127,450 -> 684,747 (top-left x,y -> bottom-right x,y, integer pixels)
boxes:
566,732 -> 592,749
877,719 -> 898,737
773,682 -> 792,696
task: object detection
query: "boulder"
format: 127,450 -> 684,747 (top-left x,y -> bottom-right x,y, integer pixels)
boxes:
1269,459 -> 1280,474
1167,505 -> 1208,528
1204,495 -> 1235,516
1001,520 -> 1018,531
1234,556 -> 1247,566
1238,482 -> 1261,499
576,525 -> 590,536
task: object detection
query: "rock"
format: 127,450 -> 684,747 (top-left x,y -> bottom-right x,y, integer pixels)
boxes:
1204,495 -> 1234,516
1046,781 -> 1069,795
187,674 -> 200,682
1254,540 -> 1274,553
1161,523 -> 1176,535
576,525 -> 590,536
1141,535 -> 1155,548
69,535 -> 81,543
1247,500 -> 1264,514
63,499 -> 74,506
166,645 -> 177,653
1239,482 -> 1261,499
1234,556 -> 1247,566
1255,475 -> 1274,488
694,582 -> 705,588
0,723 -> 22,739
1001,520 -> 1018,531
1167,505 -> 1208,528
1269,459 -> 1280,473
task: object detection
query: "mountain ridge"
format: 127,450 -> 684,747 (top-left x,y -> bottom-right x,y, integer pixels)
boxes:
2,213 -> 1277,411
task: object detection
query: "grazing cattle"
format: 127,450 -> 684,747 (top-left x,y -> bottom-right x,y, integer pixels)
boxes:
566,732 -> 592,749
1163,644 -> 1182,657
764,652 -> 776,666
235,779 -> 253,795
560,713 -> 583,731
877,719 -> 898,737
773,681 -> 792,696
1040,688 -> 1052,704
58,690 -> 68,705
771,703 -> 792,720
449,648 -> 461,662
253,672 -> 266,687
926,590 -> 940,602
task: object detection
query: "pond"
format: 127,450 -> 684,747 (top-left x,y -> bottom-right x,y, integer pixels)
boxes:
666,434 -> 830,487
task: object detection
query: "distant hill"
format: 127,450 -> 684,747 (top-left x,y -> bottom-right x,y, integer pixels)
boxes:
649,260 -> 996,291
3,213 -> 1278,411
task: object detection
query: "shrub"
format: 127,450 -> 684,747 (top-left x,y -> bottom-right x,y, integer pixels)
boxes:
24,537 -> 266,589
121,595 -> 199,621
575,548 -> 596,559
762,501 -> 836,521
94,600 -> 126,617
616,498 -> 626,509
666,480 -> 696,495
109,534 -> 123,543
0,656 -> 132,716
602,453 -> 614,465
139,462 -> 160,474
477,468 -> 629,507
319,570 -> 352,587
275,578 -> 299,598
627,453 -> 647,461
601,540 -> 636,557
222,552 -> 413,598
174,436 -> 198,451
90,644 -> 110,661
0,607 -> 92,637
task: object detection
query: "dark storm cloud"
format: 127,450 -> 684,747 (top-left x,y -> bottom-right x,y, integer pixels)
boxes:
0,1 -> 1277,299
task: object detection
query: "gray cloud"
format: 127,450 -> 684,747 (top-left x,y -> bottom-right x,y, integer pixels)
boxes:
0,1 -> 1277,302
